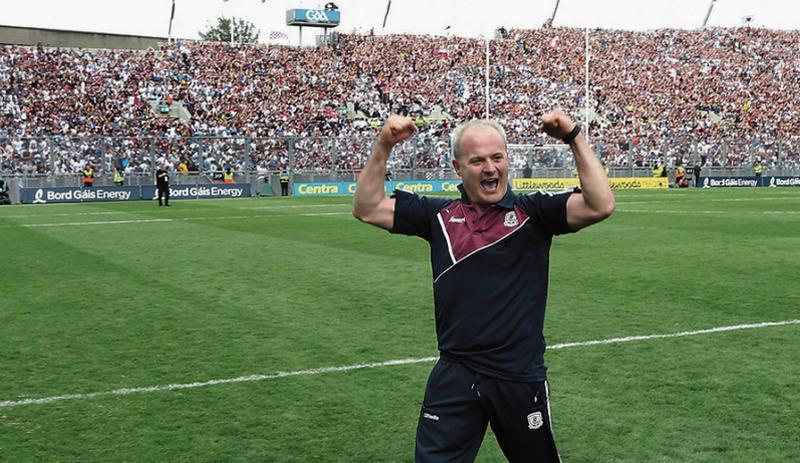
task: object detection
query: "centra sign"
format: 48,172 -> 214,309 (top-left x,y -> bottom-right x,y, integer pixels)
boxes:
286,9 -> 341,27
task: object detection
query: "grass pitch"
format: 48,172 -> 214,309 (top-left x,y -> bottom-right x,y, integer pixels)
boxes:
1,187 -> 798,462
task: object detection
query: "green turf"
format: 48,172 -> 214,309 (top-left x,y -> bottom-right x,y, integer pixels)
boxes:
0,188 -> 798,462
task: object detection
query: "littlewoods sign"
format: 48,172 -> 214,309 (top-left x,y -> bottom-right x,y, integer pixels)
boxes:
21,184 -> 251,204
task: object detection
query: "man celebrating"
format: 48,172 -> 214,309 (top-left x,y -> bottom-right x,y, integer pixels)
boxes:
353,110 -> 615,462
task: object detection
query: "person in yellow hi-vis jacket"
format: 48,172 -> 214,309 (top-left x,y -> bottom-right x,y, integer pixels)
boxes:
83,165 -> 94,187
113,168 -> 125,186
652,163 -> 664,177
754,160 -> 764,186
279,170 -> 290,196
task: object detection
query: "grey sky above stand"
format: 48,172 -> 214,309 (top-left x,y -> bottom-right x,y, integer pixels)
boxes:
1,0 -> 796,46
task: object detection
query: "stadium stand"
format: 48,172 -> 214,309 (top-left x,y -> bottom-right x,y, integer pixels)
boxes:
1,27 -> 798,176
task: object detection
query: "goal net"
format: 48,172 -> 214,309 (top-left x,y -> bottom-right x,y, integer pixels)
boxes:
508,143 -> 574,170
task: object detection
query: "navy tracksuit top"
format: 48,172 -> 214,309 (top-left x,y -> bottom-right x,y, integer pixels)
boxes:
391,185 -> 575,381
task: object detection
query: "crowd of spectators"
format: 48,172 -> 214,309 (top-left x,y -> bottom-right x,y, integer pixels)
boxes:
1,26 -> 799,176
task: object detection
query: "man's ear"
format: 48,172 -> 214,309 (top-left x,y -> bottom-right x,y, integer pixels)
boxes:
452,159 -> 462,178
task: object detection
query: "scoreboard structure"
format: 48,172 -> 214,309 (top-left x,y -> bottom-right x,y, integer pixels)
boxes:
285,8 -> 340,46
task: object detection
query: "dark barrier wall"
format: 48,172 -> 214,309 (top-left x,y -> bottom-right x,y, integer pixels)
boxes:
20,184 -> 251,204
768,176 -> 800,187
0,25 -> 170,49
21,186 -> 142,204
140,184 -> 251,200
14,178 -> 800,203
697,176 -> 800,188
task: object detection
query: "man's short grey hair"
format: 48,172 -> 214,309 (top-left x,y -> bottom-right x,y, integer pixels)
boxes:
450,119 -> 508,161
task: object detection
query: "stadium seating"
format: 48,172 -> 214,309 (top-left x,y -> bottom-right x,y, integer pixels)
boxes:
1,27 -> 798,174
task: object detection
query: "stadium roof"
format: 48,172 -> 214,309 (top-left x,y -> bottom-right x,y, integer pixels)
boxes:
1,0 -> 797,46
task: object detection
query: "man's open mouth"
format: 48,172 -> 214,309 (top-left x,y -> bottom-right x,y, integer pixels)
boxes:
480,179 -> 499,193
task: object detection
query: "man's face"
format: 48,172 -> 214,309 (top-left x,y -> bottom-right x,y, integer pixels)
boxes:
452,125 -> 509,211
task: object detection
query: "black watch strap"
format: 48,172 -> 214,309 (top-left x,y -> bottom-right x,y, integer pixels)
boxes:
563,123 -> 582,144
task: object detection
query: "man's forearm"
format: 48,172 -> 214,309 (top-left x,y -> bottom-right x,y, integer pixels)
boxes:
571,134 -> 615,214
353,115 -> 415,228
353,141 -> 391,219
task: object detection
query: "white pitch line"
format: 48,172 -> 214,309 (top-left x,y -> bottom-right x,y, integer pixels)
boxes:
710,196 -> 798,202
7,218 -> 174,228
616,210 -> 725,214
3,207 -> 797,228
0,211 -> 124,219
549,319 -> 799,349
241,204 -> 350,210
0,357 -> 439,409
617,209 -> 800,215
2,319 -> 798,409
185,215 -> 260,221
0,212 -> 346,228
300,212 -> 353,216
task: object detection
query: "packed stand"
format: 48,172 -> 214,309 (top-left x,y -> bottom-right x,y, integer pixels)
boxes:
1,27 -> 799,176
